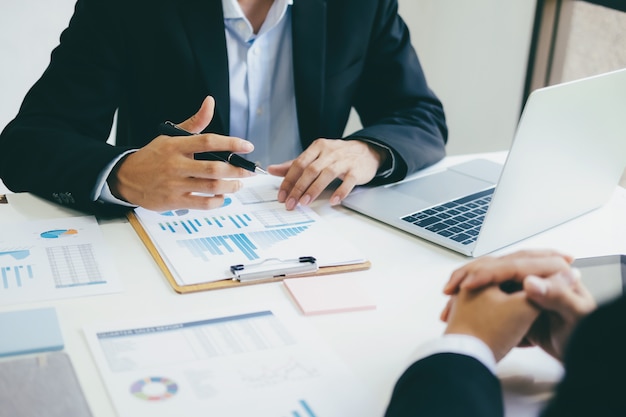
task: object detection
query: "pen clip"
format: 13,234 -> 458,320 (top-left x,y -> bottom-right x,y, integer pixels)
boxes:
230,256 -> 318,282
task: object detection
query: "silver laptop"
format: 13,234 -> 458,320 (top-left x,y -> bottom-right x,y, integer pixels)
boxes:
342,68 -> 626,257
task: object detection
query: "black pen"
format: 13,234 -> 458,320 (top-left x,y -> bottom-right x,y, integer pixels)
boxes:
158,121 -> 268,175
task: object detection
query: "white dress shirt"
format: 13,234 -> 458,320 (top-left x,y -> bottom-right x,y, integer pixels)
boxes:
223,0 -> 300,167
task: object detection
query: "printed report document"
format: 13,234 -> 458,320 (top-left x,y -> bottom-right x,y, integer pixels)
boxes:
84,307 -> 376,417
132,176 -> 367,286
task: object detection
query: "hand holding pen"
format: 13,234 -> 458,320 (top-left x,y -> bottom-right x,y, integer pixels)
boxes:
108,96 -> 258,211
158,121 -> 267,175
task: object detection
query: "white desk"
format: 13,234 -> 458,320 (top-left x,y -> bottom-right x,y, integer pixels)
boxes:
2,153 -> 626,417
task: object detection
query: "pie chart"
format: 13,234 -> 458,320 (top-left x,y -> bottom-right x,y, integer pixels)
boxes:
40,229 -> 78,239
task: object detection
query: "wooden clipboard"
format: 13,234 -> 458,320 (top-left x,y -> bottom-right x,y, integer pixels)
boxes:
127,212 -> 371,294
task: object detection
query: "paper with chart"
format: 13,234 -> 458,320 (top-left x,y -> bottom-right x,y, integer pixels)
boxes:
0,216 -> 122,305
84,308 -> 375,417
133,177 -> 367,285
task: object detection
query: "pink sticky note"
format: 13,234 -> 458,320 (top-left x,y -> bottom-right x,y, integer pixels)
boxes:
283,275 -> 376,315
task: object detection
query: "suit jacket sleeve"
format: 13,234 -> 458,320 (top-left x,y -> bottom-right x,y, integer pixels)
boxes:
0,0 -> 130,215
384,353 -> 504,417
338,0 -> 448,185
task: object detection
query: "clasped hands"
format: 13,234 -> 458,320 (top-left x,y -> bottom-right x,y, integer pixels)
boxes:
109,96 -> 385,211
441,250 -> 597,362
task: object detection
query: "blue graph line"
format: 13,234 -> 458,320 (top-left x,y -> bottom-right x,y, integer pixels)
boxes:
300,400 -> 316,417
288,400 -> 317,417
15,266 -> 21,287
229,216 -> 241,229
1,267 -> 7,289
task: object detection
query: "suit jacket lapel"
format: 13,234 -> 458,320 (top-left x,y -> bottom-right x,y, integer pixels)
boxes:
178,0 -> 230,133
292,0 -> 327,144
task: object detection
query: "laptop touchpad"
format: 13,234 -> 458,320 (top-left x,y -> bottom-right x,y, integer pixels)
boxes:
389,169 -> 495,205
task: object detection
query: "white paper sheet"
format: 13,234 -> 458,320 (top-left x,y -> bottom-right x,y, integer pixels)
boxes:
133,176 -> 366,285
0,216 -> 122,305
84,308 -> 375,417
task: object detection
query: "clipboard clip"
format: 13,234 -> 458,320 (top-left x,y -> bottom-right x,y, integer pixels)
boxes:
230,256 -> 318,282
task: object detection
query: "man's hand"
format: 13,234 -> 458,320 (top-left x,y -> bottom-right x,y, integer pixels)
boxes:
440,250 -> 596,363
109,96 -> 255,211
444,285 -> 540,362
267,139 -> 386,210
522,270 -> 596,360
443,250 -> 574,295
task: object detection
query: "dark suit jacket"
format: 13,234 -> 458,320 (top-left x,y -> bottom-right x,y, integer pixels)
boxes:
0,0 -> 447,215
384,295 -> 626,417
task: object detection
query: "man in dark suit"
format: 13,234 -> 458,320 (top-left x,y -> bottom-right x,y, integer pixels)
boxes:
385,250 -> 626,416
0,0 -> 447,215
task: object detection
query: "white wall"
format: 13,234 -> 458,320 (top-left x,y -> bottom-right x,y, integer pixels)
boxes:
396,0 -> 536,155
0,0 -> 537,164
0,0 -> 77,130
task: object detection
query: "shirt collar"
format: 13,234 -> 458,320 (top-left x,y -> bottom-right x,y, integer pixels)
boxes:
222,0 -> 293,41
222,0 -> 293,20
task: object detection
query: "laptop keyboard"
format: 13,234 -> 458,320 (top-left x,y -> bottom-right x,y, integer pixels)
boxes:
401,188 -> 495,246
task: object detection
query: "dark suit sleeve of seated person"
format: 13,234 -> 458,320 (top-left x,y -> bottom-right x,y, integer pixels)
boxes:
0,0 -> 135,216
338,0 -> 448,186
0,0 -> 447,215
540,295 -> 626,417
384,353 -> 504,417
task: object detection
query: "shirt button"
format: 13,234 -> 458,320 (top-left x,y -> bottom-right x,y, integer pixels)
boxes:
256,107 -> 263,116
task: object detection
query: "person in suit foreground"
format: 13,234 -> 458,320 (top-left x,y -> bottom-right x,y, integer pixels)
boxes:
0,0 -> 447,215
385,250 -> 626,417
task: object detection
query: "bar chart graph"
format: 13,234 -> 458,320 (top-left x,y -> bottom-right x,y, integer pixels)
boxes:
0,249 -> 35,289
158,213 -> 255,235
177,226 -> 310,261
1,264 -> 35,289
158,208 -> 314,236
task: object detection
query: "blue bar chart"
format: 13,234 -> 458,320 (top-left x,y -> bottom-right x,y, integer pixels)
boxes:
157,207 -> 313,236
0,250 -> 35,289
1,265 -> 35,289
177,226 -> 310,261
159,213 -> 255,235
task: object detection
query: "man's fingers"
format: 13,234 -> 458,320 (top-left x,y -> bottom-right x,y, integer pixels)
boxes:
444,250 -> 573,295
330,173 -> 358,206
276,139 -> 379,210
181,177 -> 243,196
461,256 -> 571,289
177,96 -> 215,133
267,160 -> 293,179
278,147 -> 322,209
291,159 -> 342,207
524,270 -> 596,321
170,133 -> 254,156
440,297 -> 453,322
